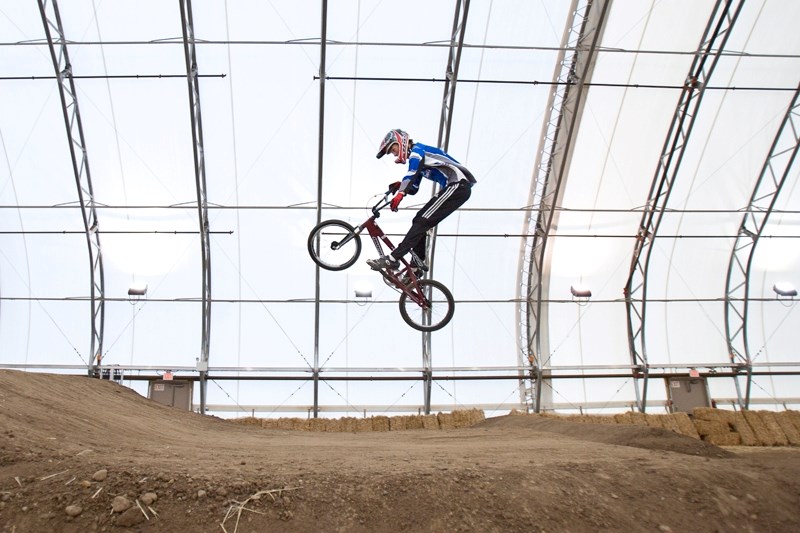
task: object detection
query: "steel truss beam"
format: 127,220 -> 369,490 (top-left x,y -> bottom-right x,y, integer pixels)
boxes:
725,82 -> 800,410
36,0 -> 105,376
421,0 -> 471,415
178,0 -> 212,414
517,0 -> 609,413
436,0 -> 470,153
624,0 -> 745,412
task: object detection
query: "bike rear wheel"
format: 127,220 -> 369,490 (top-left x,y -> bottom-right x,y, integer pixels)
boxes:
308,219 -> 361,271
398,279 -> 455,332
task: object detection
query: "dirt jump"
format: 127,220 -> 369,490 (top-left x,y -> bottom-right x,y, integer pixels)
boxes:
1,370 -> 799,532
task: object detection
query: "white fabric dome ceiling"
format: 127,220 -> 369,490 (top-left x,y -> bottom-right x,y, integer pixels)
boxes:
1,0 -> 798,416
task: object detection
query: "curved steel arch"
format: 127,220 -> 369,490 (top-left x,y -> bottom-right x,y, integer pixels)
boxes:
724,82 -> 800,410
37,0 -> 105,376
623,0 -> 745,412
179,0 -> 212,413
517,0 -> 609,413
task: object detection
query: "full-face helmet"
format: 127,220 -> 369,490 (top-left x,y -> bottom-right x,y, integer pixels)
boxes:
376,129 -> 410,164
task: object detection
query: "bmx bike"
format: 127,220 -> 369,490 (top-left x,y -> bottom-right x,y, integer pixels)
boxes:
307,190 -> 455,332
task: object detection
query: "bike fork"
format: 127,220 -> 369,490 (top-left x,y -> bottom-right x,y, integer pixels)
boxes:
333,226 -> 363,250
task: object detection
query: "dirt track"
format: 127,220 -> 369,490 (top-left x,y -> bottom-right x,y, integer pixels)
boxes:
1,370 -> 799,532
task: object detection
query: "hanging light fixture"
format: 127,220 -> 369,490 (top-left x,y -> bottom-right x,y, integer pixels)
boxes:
128,282 -> 148,304
773,282 -> 797,298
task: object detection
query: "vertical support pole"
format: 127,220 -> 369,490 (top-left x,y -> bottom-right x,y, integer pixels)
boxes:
312,0 -> 329,418
179,0 -> 212,413
422,0 -> 471,415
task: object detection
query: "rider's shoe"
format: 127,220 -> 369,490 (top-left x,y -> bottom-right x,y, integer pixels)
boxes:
410,256 -> 429,272
367,255 -> 399,271
398,268 -> 421,287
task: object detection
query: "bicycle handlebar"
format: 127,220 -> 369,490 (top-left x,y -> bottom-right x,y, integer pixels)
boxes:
371,191 -> 393,217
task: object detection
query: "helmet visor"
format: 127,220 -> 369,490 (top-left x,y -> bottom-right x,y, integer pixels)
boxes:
376,131 -> 398,159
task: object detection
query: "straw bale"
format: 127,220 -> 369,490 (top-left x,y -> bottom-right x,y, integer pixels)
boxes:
613,412 -> 634,425
404,415 -> 425,430
668,412 -> 701,439
704,432 -> 742,446
774,412 -> 800,445
307,417 -> 329,432
786,410 -> 800,433
271,418 -> 287,430
662,415 -> 682,433
421,414 -> 439,429
371,416 -> 390,432
338,417 -> 358,433
451,408 -> 485,428
692,407 -> 717,421
596,415 -> 616,424
326,418 -> 346,433
272,419 -> 288,430
580,415 -> 608,424
389,416 -> 408,431
760,411 -> 789,446
354,418 -> 373,432
731,413 -> 759,446
628,411 -> 649,426
657,414 -> 682,434
450,410 -> 471,428
742,411 -> 775,446
692,407 -> 736,424
644,415 -> 667,429
437,412 -> 456,429
693,419 -> 731,437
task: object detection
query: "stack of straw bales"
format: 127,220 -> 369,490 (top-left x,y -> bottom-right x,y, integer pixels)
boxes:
233,407 -> 800,446
539,411 -> 700,439
233,408 -> 485,433
692,408 -> 800,446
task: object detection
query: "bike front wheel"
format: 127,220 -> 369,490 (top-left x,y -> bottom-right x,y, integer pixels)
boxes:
307,219 -> 362,271
398,279 -> 455,332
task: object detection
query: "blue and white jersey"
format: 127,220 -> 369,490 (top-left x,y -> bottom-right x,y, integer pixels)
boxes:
398,142 -> 477,194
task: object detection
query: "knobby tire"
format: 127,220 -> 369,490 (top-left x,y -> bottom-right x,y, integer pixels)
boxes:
398,279 -> 455,332
307,219 -> 361,271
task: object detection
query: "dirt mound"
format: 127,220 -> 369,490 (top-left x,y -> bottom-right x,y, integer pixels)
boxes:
2,369 -> 800,532
477,414 -> 734,458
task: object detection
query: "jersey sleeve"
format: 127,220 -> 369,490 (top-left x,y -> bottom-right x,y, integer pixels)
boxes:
397,150 -> 424,195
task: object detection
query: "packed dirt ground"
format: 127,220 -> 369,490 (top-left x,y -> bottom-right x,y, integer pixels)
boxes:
1,370 -> 799,532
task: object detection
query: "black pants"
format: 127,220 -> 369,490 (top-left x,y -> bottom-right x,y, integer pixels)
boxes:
392,180 -> 472,262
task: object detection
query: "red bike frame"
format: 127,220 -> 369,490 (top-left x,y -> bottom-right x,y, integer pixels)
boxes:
357,198 -> 430,309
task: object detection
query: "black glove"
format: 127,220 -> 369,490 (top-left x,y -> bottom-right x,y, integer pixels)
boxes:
388,181 -> 401,194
